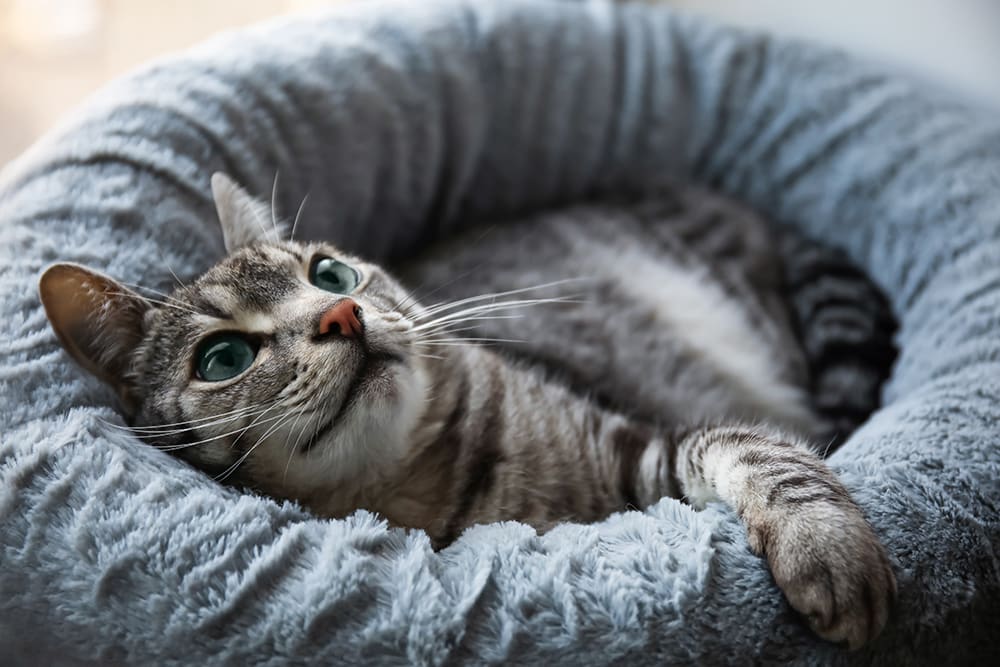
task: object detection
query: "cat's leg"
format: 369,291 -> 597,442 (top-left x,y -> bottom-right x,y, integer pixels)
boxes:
641,424 -> 896,649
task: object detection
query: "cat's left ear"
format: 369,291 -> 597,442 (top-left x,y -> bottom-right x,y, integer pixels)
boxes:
211,172 -> 284,253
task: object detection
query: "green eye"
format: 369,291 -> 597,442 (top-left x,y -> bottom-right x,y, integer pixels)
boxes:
310,256 -> 360,294
195,333 -> 257,382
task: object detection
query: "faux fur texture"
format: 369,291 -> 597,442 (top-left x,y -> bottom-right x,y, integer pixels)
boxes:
1,0 -> 998,664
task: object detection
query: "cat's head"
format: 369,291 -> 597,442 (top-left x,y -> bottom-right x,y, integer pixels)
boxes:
39,173 -> 436,505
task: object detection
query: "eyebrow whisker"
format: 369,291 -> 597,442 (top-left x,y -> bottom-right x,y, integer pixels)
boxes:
270,169 -> 281,238
104,290 -> 202,317
290,192 -> 310,242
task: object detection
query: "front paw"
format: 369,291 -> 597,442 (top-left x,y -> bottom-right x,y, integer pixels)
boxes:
747,504 -> 896,649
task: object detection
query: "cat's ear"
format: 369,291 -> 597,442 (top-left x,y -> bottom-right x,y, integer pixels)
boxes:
38,263 -> 149,406
211,172 -> 284,253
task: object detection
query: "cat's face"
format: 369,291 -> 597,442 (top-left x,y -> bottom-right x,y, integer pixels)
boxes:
39,174 -> 434,505
136,238 -> 431,498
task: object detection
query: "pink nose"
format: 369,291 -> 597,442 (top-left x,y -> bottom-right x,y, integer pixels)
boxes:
318,298 -> 363,338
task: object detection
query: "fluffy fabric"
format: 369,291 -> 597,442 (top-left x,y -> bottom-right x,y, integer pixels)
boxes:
1,0 -> 998,664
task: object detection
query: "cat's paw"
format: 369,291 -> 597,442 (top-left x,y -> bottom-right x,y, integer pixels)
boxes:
747,504 -> 896,650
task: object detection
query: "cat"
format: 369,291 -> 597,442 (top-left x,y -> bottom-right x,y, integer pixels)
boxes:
38,173 -> 896,649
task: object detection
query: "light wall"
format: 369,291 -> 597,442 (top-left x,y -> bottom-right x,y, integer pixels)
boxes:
2,1 -> 998,166
0,0 -> 345,165
666,0 -> 1000,110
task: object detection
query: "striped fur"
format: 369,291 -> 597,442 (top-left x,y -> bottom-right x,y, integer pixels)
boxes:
777,232 -> 898,450
38,178 -> 896,649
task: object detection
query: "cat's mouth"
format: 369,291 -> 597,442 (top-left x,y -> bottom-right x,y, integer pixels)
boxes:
301,348 -> 403,453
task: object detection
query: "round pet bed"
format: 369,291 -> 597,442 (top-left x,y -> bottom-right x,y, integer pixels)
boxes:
1,1 -> 998,664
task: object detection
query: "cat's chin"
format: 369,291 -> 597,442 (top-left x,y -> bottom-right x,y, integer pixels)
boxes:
314,351 -> 426,449
307,352 -> 407,449
355,351 -> 406,400
289,357 -> 429,502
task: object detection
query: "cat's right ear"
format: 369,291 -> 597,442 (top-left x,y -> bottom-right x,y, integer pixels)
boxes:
38,263 -> 149,403
211,172 -> 283,253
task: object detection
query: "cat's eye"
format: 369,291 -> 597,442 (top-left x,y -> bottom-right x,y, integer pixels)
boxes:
310,256 -> 360,294
195,333 -> 257,382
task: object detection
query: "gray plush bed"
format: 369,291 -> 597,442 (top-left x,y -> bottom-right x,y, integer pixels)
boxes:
1,0 -> 998,664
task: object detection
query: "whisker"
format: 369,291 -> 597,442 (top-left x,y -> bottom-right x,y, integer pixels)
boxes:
110,279 -> 208,318
165,265 -> 187,289
415,279 -> 587,319
393,227 -> 501,313
270,169 -> 281,238
415,314 -> 523,329
411,324 -> 484,339
229,401 -> 283,450
104,291 -> 201,317
113,401 -> 277,432
152,411 -> 289,451
411,352 -> 446,360
135,412 -> 276,438
414,300 -> 563,327
820,433 -> 840,459
158,404 -> 282,450
283,406 -> 313,482
290,192 -> 310,242
216,408 -> 299,482
408,315 -> 524,338
395,264 -> 483,315
419,293 -> 585,321
410,297 -> 580,333
418,337 -> 526,346
115,280 -> 175,299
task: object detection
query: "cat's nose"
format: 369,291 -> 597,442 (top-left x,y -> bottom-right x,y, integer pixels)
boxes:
317,298 -> 364,338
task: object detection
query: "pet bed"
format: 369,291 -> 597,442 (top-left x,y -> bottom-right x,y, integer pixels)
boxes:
1,0 -> 998,664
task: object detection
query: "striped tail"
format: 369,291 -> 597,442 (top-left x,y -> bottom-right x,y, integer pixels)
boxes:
777,231 -> 898,452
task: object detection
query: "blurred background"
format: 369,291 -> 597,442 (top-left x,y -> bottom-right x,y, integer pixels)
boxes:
0,0 -> 346,164
1,0 -> 998,166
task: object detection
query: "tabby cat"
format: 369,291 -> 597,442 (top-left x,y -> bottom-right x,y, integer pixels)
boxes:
39,173 -> 896,649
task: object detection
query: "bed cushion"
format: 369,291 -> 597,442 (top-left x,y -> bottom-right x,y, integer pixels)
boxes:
1,0 -> 998,663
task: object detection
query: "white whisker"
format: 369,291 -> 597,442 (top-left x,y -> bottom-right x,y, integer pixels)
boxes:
215,407 -> 299,482
418,337 -> 526,346
115,280 -> 195,309
105,290 -> 201,317
408,315 -> 524,338
290,192 -> 310,242
165,265 -> 187,289
395,226 -> 504,313
411,352 -> 446,360
820,433 -> 840,459
229,401 -> 283,450
115,401 -> 276,432
395,265 -> 482,315
415,279 -> 586,319
160,405 -> 283,451
152,411 -> 289,452
134,417 -> 256,440
281,405 -> 308,482
270,169 -> 281,237
411,297 -> 579,333
283,406 -> 314,482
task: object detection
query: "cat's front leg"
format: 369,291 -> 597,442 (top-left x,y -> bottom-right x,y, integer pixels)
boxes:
674,425 -> 896,649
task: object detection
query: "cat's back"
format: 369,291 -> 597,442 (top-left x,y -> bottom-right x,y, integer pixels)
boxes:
398,187 -> 815,433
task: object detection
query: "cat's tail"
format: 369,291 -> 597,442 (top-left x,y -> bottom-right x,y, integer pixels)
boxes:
777,231 -> 898,452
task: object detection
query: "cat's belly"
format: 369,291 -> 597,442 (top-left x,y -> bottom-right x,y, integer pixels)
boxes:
399,206 -> 818,435
586,239 -> 815,433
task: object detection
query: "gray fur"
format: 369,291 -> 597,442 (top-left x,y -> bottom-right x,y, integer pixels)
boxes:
401,185 -> 896,448
39,178 -> 897,649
